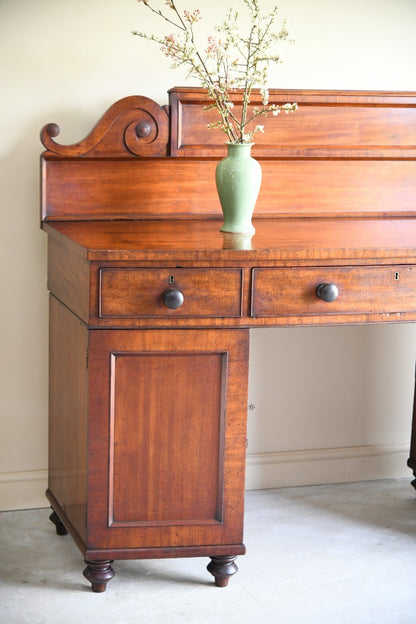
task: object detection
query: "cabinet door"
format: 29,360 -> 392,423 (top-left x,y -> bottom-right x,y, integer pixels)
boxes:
87,328 -> 249,555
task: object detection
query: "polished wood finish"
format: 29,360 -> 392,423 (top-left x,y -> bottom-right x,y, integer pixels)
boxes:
41,88 -> 416,592
169,87 -> 416,158
252,265 -> 416,318
41,95 -> 169,157
48,296 -> 88,545
43,217 -> 416,263
87,327 -> 249,551
44,218 -> 416,329
99,267 -> 243,318
41,89 -> 416,221
41,158 -> 416,220
83,560 -> 115,593
47,296 -> 248,590
207,555 -> 239,588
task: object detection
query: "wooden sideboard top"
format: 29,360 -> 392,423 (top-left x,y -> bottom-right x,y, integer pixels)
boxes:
43,217 -> 416,263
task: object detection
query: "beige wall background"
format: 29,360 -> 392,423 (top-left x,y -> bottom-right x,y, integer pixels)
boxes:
1,0 -> 416,510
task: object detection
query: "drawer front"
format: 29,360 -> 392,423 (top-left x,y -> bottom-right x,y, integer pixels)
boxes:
251,265 -> 416,317
100,268 -> 243,318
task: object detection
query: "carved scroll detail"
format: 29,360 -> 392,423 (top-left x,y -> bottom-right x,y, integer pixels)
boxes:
40,96 -> 169,157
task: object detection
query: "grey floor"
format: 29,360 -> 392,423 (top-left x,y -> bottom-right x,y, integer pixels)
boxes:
1,479 -> 416,624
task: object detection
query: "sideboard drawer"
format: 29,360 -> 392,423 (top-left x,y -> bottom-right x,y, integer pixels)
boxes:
99,268 -> 243,318
251,265 -> 416,317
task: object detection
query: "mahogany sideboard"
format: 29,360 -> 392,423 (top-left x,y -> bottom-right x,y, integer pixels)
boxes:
40,87 -> 416,592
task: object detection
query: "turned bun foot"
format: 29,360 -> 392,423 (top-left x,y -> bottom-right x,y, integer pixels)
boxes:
49,509 -> 68,536
207,555 -> 238,587
83,560 -> 115,593
406,459 -> 416,490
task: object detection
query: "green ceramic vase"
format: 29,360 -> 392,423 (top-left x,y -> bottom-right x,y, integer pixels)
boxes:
216,143 -> 262,234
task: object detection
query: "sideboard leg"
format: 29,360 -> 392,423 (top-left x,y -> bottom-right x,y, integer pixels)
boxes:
83,560 -> 115,593
407,457 -> 416,490
49,509 -> 68,536
407,361 -> 416,490
207,555 -> 238,587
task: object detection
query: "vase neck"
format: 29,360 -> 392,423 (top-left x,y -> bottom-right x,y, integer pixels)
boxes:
226,143 -> 253,158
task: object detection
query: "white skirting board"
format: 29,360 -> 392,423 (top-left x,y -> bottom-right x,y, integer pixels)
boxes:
0,445 -> 412,510
0,469 -> 48,511
245,444 -> 411,490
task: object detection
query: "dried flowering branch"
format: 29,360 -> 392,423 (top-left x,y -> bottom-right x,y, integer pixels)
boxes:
132,0 -> 297,143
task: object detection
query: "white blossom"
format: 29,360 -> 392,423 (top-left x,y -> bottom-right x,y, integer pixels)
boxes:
133,0 -> 297,143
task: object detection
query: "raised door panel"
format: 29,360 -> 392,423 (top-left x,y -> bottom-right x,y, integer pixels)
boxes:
110,351 -> 225,526
87,328 -> 249,552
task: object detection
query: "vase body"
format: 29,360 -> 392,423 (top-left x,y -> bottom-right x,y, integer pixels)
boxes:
215,143 -> 262,234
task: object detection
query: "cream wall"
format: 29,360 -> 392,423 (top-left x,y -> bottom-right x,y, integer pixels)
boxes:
1,0 -> 415,510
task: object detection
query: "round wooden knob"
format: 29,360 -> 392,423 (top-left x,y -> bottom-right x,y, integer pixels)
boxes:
162,289 -> 184,309
135,121 -> 152,138
316,283 -> 339,302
